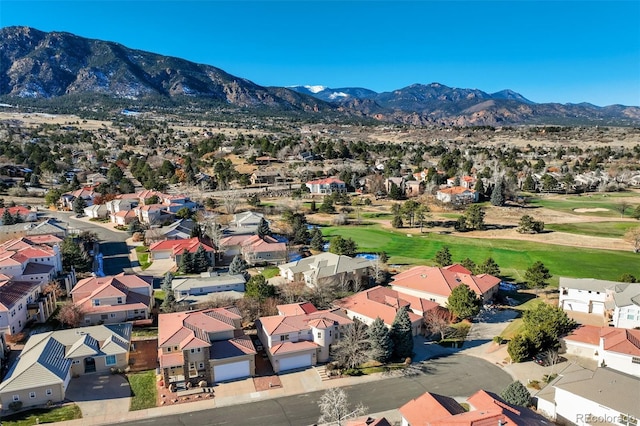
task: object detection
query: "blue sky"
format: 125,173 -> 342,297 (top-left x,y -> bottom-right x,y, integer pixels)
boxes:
1,1 -> 639,106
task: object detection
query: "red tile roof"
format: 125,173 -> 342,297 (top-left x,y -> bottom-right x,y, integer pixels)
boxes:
270,341 -> 317,355
259,309 -> 352,336
565,325 -> 640,356
149,237 -> 215,256
70,273 -> 153,314
392,264 -> 500,298
438,186 -> 475,195
400,392 -> 466,425
564,325 -> 602,346
277,302 -> 318,316
158,307 -> 242,349
306,177 -> 345,185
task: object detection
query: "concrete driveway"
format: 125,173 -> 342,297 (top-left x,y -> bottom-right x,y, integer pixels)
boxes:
462,308 -> 519,352
65,374 -> 131,418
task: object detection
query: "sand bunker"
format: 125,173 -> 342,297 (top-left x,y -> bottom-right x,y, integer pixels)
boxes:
573,208 -> 610,213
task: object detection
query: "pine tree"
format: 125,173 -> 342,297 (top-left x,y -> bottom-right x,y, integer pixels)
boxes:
1,209 -> 15,225
161,291 -> 177,313
228,254 -> 248,276
193,245 -> 210,273
73,196 -> 87,215
179,249 -> 194,274
460,258 -> 477,274
478,257 -> 501,276
310,227 -> 326,251
447,284 -> 481,320
490,179 -> 505,206
257,218 -> 271,238
434,246 -> 452,267
367,317 -> 393,363
500,381 -> 531,407
391,215 -> 403,228
390,307 -> 413,359
161,272 -> 174,293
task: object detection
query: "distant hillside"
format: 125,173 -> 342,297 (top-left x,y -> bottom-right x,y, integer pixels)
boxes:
1,26 -> 639,126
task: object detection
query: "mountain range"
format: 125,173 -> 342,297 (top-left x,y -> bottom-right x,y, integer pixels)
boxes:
1,26 -> 639,126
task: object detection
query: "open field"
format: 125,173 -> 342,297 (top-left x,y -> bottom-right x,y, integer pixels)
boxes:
527,193 -> 640,218
321,224 -> 640,284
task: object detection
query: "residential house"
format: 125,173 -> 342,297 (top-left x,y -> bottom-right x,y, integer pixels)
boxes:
558,277 -> 640,328
70,273 -> 153,326
145,219 -> 197,245
112,210 -> 137,227
149,237 -> 215,268
535,366 -> 639,426
0,237 -> 63,281
157,307 -> 256,388
106,197 -> 138,218
85,173 -> 108,185
0,207 -> 37,224
0,323 -> 132,409
220,234 -> 287,265
83,204 -> 108,219
435,186 -> 479,205
0,332 -> 7,373
256,303 -> 352,373
250,170 -> 281,185
278,252 -> 372,289
384,177 -> 405,195
305,177 -> 346,194
390,264 -> 500,307
0,277 -> 56,335
335,286 -> 442,336
228,211 -> 264,234
133,204 -> 169,225
446,175 -> 477,189
172,273 -> 246,306
400,390 -> 550,426
0,220 -> 67,241
60,187 -> 97,210
404,180 -> 422,197
562,325 -> 640,377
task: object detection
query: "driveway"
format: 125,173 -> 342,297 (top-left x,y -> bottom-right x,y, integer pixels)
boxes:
462,308 -> 519,352
65,373 -> 131,418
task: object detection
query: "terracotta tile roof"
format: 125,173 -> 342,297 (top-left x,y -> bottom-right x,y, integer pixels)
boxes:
71,274 -> 152,314
270,341 -> 317,355
438,186 -> 475,195
392,264 -> 500,298
277,302 -> 318,316
0,206 -> 32,217
600,327 -> 640,356
158,351 -> 184,368
242,235 -> 286,253
306,177 -> 345,185
258,309 -> 352,336
23,235 -> 63,245
467,390 -> 550,425
149,237 -> 215,256
158,307 -> 242,349
564,325 -> 602,346
399,392 -> 466,425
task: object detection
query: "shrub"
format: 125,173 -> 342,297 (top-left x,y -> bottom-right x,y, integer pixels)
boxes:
500,380 -> 531,406
507,334 -> 532,363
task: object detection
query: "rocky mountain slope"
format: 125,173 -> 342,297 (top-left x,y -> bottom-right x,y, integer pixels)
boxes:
1,26 -> 639,126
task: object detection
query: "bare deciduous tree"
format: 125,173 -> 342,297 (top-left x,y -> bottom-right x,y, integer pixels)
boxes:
625,227 -> 640,253
423,308 -> 453,340
318,388 -> 367,426
332,319 -> 370,370
222,192 -> 240,215
544,349 -> 561,373
57,302 -> 85,328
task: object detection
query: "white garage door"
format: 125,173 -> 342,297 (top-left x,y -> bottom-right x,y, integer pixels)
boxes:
279,354 -> 312,371
214,360 -> 250,382
563,301 -> 589,313
591,302 -> 605,315
153,251 -> 171,260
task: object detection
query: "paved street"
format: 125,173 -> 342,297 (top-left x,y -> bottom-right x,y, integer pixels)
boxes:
118,354 -> 511,426
40,210 -> 132,275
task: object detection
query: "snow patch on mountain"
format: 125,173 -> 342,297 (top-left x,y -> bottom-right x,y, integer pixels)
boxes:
328,92 -> 349,100
304,85 -> 326,93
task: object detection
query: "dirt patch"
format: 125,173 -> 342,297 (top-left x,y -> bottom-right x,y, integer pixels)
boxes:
573,208 -> 610,213
129,338 -> 159,372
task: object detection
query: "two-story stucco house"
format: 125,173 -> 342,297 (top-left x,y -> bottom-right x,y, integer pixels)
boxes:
256,302 -> 352,373
70,273 -> 154,325
305,177 -> 346,194
158,307 -> 256,388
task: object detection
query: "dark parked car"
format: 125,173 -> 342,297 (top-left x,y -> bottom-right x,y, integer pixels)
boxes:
533,352 -> 566,366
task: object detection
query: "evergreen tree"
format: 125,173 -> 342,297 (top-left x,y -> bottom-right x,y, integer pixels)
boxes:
434,246 -> 452,267
460,258 -> 477,274
193,245 -> 211,273
478,257 -> 501,276
490,179 -> 505,206
161,291 -> 177,313
310,227 -> 326,251
179,249 -> 194,274
367,317 -> 393,363
73,196 -> 87,215
127,218 -> 145,235
524,261 -> 552,293
447,284 -> 481,320
1,209 -> 15,225
61,237 -> 91,272
245,274 -> 276,301
388,182 -> 403,200
229,254 -> 248,276
391,215 -> 403,228
474,179 -> 485,197
464,205 -> 485,230
161,272 -> 174,293
390,307 -> 413,359
500,381 -> 531,407
257,218 -> 272,238
522,174 -> 536,192
329,235 -> 358,257
190,223 -> 202,238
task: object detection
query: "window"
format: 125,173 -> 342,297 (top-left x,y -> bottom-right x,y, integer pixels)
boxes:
632,357 -> 640,365
93,300 -> 100,306
29,392 -> 36,398
12,395 -> 19,402
18,304 -> 22,311
199,362 -> 204,369
105,355 -> 116,366
117,297 -> 123,304
189,362 -> 196,369
110,313 -> 116,318
73,360 -> 80,364
101,314 -> 108,320
628,314 -> 635,320
167,347 -> 172,352
197,348 -> 201,353
46,389 -> 52,396
329,331 -> 332,337
317,332 -> 321,338
190,349 -> 195,354
280,335 -> 289,341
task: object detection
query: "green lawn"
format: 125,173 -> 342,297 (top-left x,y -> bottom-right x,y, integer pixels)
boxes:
499,298 -> 547,340
135,246 -> 149,253
154,289 -> 165,302
131,327 -> 158,337
545,221 -> 638,238
2,404 -> 82,425
261,266 -> 280,279
128,370 -> 157,411
322,224 -> 640,284
137,252 -> 152,270
528,193 -> 639,218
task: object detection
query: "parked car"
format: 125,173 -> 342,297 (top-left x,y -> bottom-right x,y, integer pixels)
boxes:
533,352 -> 566,366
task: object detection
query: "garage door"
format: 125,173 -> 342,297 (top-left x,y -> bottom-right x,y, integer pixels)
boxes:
279,354 -> 312,371
214,360 -> 250,382
563,301 -> 589,313
153,251 -> 171,260
591,302 -> 605,315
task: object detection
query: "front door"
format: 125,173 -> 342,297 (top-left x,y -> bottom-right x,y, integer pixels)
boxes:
84,357 -> 96,373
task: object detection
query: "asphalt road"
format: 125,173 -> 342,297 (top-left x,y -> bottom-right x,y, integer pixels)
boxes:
40,210 -> 132,275
119,354 -> 512,426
